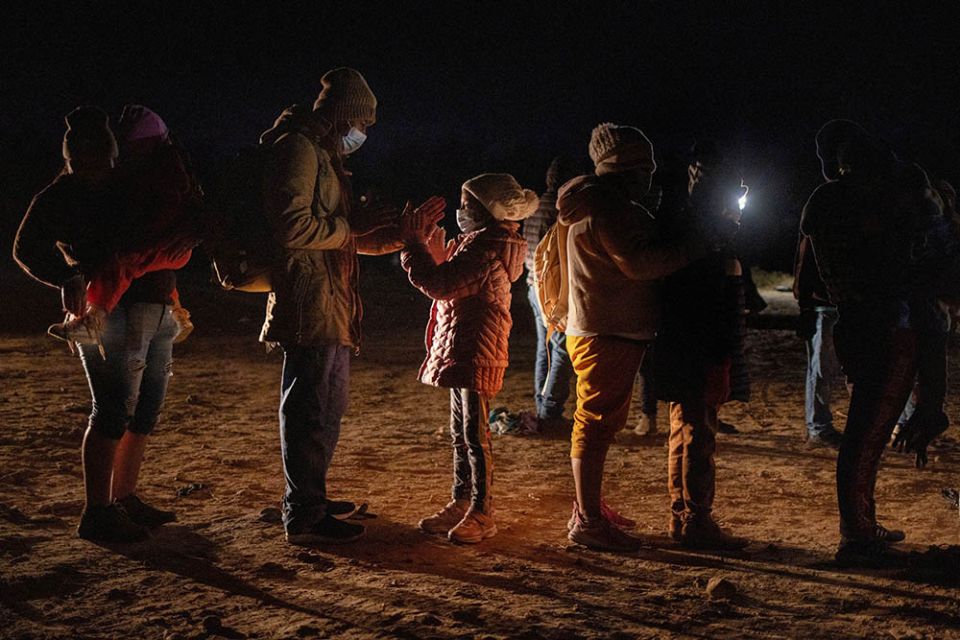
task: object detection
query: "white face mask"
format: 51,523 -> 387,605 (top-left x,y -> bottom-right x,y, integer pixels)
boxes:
456,208 -> 483,233
341,127 -> 367,155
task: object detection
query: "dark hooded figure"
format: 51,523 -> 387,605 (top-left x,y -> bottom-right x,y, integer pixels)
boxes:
800,119 -> 944,566
651,142 -> 748,551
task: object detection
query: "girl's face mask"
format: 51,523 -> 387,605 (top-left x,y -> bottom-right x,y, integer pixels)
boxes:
456,204 -> 490,233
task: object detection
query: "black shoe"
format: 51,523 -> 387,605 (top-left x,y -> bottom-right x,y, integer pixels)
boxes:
77,504 -> 150,542
117,494 -> 177,528
327,500 -> 358,520
718,420 -> 739,434
805,429 -> 842,450
285,514 -> 365,546
873,523 -> 905,544
835,537 -> 907,568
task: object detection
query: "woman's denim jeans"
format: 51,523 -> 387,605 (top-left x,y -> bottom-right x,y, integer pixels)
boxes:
78,303 -> 179,440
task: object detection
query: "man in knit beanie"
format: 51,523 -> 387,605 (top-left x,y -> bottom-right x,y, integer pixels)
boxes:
313,67 -> 377,126
261,67 -> 440,546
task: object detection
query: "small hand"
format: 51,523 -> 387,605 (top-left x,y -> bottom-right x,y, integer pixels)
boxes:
401,195 -> 445,245
61,274 -> 86,316
424,226 -> 453,264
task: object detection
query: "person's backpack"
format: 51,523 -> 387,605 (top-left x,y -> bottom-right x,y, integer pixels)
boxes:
204,146 -> 276,292
533,222 -> 570,332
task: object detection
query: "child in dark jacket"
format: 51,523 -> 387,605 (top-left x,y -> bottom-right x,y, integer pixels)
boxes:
402,173 -> 537,543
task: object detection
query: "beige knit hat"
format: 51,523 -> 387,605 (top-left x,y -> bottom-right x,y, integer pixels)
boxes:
589,123 -> 656,176
313,67 -> 377,125
462,173 -> 539,221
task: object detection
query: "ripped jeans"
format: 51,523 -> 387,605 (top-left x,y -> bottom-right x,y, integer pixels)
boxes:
78,303 -> 179,440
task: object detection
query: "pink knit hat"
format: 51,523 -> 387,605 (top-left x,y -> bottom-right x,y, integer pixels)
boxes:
117,104 -> 169,142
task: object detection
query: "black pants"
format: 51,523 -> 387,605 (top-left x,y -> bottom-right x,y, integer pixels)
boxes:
835,313 -> 916,540
449,389 -> 493,514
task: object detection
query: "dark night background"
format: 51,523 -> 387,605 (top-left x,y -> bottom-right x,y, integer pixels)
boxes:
2,1 -> 960,273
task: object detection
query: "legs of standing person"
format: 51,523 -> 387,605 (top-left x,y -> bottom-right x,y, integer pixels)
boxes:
529,286 -> 549,417
541,331 -> 572,421
566,335 -> 646,551
634,348 -> 658,434
804,307 -> 840,441
279,344 -> 351,535
449,389 -> 473,503
418,389 -> 482,537
668,397 -> 745,548
667,402 -> 685,536
668,400 -> 718,519
567,335 -> 646,520
836,326 -> 916,543
454,389 -> 493,514
79,305 -> 134,509
112,304 -> 178,499
446,388 -> 497,543
78,304 -> 174,540
528,286 -> 572,421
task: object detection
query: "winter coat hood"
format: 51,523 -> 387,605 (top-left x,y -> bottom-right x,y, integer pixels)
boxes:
556,173 -> 629,226
259,104 -> 334,147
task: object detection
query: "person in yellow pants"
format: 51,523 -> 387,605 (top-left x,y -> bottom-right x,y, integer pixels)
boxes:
557,123 -> 704,552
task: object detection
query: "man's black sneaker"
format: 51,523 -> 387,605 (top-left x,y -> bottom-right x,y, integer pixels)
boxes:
285,515 -> 365,546
77,504 -> 150,542
116,494 -> 177,528
835,537 -> 907,568
873,523 -> 906,544
327,500 -> 358,520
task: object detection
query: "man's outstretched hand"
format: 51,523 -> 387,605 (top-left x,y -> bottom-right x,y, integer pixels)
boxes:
351,203 -> 400,236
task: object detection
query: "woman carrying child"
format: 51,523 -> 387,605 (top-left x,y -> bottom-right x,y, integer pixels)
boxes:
13,105 -> 196,542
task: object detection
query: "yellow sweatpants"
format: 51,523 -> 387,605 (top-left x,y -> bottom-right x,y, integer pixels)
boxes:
567,335 -> 648,459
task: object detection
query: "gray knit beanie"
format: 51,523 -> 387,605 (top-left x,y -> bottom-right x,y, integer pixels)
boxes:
313,67 -> 377,125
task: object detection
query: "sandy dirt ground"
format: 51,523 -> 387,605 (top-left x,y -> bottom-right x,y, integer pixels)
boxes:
1,264 -> 959,640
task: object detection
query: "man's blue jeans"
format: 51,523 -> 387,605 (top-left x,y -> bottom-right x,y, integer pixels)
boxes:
802,306 -> 840,436
279,344 -> 351,533
527,286 -> 572,419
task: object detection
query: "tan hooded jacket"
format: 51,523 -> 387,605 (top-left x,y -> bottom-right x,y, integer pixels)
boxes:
557,173 -> 701,339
